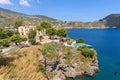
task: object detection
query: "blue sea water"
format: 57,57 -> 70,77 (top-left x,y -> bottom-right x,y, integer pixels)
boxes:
67,28 -> 120,80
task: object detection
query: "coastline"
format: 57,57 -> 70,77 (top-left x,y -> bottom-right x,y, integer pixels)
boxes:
41,42 -> 99,80
65,27 -> 118,29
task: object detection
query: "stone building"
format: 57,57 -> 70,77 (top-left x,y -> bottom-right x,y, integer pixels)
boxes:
18,25 -> 45,37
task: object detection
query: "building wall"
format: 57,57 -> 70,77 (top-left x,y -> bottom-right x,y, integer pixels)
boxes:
18,26 -> 45,37
18,26 -> 26,36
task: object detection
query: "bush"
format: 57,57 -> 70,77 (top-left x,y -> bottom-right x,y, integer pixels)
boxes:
36,64 -> 46,74
28,39 -> 37,45
2,39 -> 10,47
76,38 -> 85,43
66,38 -> 73,45
57,28 -> 67,37
39,35 -> 43,42
0,39 -> 10,47
80,46 -> 95,58
28,30 -> 36,39
42,43 -> 58,59
67,40 -> 72,45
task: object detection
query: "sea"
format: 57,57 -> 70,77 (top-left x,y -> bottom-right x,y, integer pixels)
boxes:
67,28 -> 120,80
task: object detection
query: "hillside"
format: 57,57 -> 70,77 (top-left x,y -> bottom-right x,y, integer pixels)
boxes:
0,42 -> 98,80
0,8 -> 61,28
66,14 -> 120,28
1,8 -> 120,28
65,21 -> 106,28
101,14 -> 120,27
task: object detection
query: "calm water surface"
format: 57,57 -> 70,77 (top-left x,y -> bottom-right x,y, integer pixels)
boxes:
67,28 -> 120,80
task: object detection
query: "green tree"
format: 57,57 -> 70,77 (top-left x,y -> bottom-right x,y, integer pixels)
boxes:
36,25 -> 42,31
76,38 -> 85,43
6,30 -> 14,37
0,40 -> 3,48
10,35 -> 22,45
46,27 -> 56,38
57,28 -> 67,37
21,36 -> 27,42
0,27 -> 3,32
0,31 -> 7,39
39,35 -> 43,42
40,22 -> 52,29
28,30 -> 37,45
14,31 -> 20,35
1,39 -> 10,47
28,29 -> 36,39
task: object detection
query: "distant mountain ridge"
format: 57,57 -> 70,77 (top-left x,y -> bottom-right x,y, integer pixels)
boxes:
101,14 -> 120,27
0,7 -> 120,28
0,8 -> 60,28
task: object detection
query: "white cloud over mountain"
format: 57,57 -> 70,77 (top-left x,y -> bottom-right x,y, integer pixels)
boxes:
0,0 -> 12,5
0,0 -> 40,7
19,0 -> 30,7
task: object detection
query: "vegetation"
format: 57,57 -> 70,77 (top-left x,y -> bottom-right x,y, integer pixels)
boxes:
66,21 -> 106,28
57,28 -> 67,37
46,27 -> 56,38
36,25 -> 42,31
66,37 -> 73,45
76,38 -> 85,43
78,45 -> 95,58
28,39 -> 37,45
39,35 -> 43,42
0,28 -> 7,39
42,43 -> 59,60
0,28 -> 14,47
28,29 -> 37,45
0,40 -> 97,80
0,39 -> 10,47
28,29 -> 36,39
0,46 -> 47,80
40,22 -> 52,29
10,34 -> 27,45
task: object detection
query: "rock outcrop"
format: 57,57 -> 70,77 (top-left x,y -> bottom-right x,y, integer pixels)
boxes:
41,42 -> 99,80
42,56 -> 99,80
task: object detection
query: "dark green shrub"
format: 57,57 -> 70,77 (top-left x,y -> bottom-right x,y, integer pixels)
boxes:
28,30 -> 36,39
28,39 -> 37,45
36,64 -> 46,74
81,46 -> 95,58
2,39 -> 10,47
76,38 -> 85,43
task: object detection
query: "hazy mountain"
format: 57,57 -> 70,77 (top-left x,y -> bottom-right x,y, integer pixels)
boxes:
101,14 -> 120,27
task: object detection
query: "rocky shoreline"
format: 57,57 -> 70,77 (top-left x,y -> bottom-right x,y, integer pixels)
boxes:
42,55 -> 99,80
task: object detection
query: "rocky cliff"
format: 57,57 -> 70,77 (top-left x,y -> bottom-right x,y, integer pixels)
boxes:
41,42 -> 99,80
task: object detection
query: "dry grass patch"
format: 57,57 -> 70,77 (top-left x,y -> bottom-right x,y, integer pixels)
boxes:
0,45 -> 47,80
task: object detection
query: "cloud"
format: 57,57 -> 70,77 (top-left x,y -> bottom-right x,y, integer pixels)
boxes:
0,0 -> 12,5
19,0 -> 30,7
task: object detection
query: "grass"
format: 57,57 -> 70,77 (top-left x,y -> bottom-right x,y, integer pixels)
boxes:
0,42 -> 97,80
0,45 -> 47,80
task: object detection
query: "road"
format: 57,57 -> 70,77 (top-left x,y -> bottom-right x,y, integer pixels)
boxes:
2,46 -> 19,55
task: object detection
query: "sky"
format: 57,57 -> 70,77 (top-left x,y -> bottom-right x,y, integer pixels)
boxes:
0,0 -> 120,22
